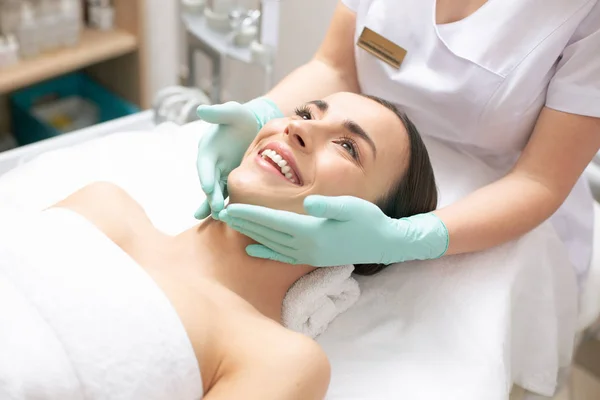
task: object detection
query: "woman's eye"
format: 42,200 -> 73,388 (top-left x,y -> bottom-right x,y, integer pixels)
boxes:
339,140 -> 358,159
294,106 -> 313,120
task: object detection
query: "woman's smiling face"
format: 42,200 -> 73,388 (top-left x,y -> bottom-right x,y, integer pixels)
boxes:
227,92 -> 411,214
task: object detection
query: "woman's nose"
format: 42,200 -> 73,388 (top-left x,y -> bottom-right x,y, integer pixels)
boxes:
284,121 -> 313,152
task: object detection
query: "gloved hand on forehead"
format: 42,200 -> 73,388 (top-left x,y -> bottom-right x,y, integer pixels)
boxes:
194,97 -> 283,220
218,195 -> 449,267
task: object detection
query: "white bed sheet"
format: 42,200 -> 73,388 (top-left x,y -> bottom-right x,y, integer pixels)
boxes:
0,111 -> 155,177
0,121 -> 579,400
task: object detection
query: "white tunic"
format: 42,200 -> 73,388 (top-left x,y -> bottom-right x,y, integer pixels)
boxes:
343,0 -> 600,281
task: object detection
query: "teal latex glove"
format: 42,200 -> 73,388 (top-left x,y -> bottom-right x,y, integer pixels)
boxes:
194,97 -> 283,219
218,195 -> 449,267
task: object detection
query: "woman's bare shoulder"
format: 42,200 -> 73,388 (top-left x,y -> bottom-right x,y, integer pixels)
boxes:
51,181 -> 153,246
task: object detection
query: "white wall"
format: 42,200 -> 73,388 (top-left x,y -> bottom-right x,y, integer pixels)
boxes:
144,0 -> 180,103
273,0 -> 337,84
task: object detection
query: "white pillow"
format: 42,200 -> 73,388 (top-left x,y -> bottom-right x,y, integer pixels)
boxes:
0,122 -> 206,235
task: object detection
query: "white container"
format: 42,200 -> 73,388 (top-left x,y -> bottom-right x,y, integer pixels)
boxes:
0,37 -> 8,67
58,0 -> 81,46
37,0 -> 62,52
204,7 -> 231,32
182,0 -> 205,15
32,96 -> 100,134
210,0 -> 235,15
15,1 -> 39,59
233,24 -> 257,47
89,5 -> 99,28
95,6 -> 115,31
1,35 -> 20,67
204,0 -> 237,32
59,16 -> 81,46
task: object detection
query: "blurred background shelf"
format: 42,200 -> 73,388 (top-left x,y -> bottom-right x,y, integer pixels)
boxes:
0,0 -> 148,144
0,28 -> 138,94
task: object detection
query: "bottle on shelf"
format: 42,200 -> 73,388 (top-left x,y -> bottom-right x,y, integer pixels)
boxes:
58,0 -> 82,46
15,1 -> 39,59
0,35 -> 20,68
204,0 -> 237,32
87,0 -> 114,31
36,0 -> 62,52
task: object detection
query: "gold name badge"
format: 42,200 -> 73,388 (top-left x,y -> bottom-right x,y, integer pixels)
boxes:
357,27 -> 407,69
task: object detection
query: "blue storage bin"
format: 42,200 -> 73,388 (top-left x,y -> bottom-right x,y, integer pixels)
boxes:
10,72 -> 140,146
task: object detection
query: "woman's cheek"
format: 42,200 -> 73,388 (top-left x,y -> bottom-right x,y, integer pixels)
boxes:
314,162 -> 362,197
262,118 -> 288,135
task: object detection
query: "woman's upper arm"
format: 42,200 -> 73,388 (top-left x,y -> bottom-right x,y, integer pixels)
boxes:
314,1 -> 359,88
513,107 -> 600,201
520,1 -> 600,196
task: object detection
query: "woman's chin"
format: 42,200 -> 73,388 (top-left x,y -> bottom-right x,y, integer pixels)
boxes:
227,172 -> 307,213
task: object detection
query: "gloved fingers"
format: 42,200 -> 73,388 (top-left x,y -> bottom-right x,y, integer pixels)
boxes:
194,199 -> 212,220
221,204 -> 306,234
221,215 -> 294,245
196,156 -> 217,195
208,168 -> 225,219
304,195 -> 362,221
210,178 -> 227,219
245,244 -> 298,265
225,221 -> 296,253
196,102 -> 245,125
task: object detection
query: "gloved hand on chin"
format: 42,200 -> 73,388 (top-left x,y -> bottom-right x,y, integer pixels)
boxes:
218,195 -> 449,267
194,97 -> 283,219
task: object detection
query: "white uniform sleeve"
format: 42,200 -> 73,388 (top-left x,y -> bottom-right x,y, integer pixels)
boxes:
341,0 -> 360,12
546,2 -> 600,118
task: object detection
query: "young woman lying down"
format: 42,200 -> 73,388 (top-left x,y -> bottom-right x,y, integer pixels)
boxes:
51,92 -> 438,399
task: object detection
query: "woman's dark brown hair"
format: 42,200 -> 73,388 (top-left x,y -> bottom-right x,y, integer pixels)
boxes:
353,95 -> 438,276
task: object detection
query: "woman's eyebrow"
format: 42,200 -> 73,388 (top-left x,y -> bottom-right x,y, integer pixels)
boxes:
306,99 -> 377,158
343,120 -> 377,158
307,100 -> 329,112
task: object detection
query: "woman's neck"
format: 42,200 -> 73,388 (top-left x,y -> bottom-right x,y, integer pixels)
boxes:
173,218 -> 315,321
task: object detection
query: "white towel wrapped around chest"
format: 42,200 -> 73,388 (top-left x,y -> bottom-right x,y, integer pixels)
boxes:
0,208 -> 203,400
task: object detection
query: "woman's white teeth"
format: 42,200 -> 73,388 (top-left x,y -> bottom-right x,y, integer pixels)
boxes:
261,148 -> 297,183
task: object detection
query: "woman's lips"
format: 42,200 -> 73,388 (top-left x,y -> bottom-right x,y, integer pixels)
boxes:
257,142 -> 303,186
255,154 -> 299,185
